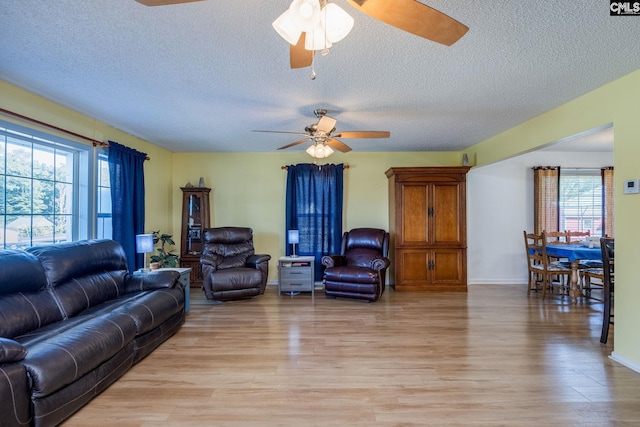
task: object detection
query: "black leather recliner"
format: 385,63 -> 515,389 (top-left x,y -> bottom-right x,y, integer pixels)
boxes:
200,227 -> 271,302
322,228 -> 391,302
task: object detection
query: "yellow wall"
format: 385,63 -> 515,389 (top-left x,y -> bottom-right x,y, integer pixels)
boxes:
0,81 -> 175,236
171,151 -> 459,281
466,68 -> 640,368
4,66 -> 640,368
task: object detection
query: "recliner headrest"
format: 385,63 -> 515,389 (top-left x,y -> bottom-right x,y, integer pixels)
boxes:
345,228 -> 387,251
204,227 -> 253,244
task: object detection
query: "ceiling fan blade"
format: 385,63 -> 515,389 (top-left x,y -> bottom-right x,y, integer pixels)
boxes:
253,130 -> 310,136
334,131 -> 390,138
278,138 -> 311,150
290,33 -> 313,69
346,0 -> 468,46
326,138 -> 352,153
135,0 -> 204,5
317,116 -> 337,133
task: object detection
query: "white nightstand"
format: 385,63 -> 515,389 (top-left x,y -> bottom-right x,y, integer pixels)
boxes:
152,267 -> 191,313
278,256 -> 315,297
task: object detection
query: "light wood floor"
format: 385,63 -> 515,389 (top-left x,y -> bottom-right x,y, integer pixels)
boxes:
64,284 -> 640,426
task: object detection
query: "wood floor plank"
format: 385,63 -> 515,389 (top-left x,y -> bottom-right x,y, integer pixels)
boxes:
63,285 -> 640,426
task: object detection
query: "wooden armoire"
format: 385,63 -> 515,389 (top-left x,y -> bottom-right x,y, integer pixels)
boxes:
385,167 -> 470,292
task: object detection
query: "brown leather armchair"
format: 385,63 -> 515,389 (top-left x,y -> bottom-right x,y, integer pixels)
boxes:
322,228 -> 390,302
200,227 -> 271,302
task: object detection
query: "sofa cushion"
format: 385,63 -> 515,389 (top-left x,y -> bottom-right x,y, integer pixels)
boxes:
51,270 -> 128,319
210,268 -> 262,290
0,250 -> 63,339
203,227 -> 255,268
112,287 -> 185,335
28,240 -> 130,318
345,248 -> 383,268
323,266 -> 379,284
18,311 -> 138,398
0,250 -> 48,295
27,239 -> 127,289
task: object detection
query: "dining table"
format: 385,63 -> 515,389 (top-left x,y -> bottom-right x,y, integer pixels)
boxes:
545,243 -> 602,304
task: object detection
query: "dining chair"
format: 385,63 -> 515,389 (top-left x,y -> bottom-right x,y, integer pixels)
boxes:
567,230 -> 591,243
600,237 -> 615,344
580,267 -> 604,302
545,230 -> 570,244
544,230 -> 571,265
569,230 -> 603,269
523,231 -> 571,298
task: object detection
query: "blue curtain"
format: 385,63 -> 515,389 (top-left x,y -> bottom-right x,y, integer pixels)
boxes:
285,163 -> 343,281
108,141 -> 147,272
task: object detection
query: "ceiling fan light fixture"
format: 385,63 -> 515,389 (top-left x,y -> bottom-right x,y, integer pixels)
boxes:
272,10 -> 302,45
306,143 -> 334,158
321,3 -> 354,43
289,0 -> 322,32
274,0 -> 353,56
304,26 -> 332,51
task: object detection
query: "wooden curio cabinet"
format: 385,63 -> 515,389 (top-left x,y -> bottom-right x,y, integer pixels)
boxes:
385,167 -> 470,292
179,187 -> 211,288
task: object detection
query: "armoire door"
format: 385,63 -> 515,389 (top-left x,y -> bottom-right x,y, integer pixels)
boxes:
430,181 -> 465,246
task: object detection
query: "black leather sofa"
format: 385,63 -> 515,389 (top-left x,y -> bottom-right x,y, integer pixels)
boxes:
0,239 -> 186,427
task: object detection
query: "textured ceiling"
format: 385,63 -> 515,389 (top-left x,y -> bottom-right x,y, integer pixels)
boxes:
0,1 -> 637,153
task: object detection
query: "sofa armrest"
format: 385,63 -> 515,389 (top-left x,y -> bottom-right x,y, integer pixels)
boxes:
0,363 -> 31,427
0,338 -> 27,364
370,257 -> 391,272
246,254 -> 271,268
322,255 -> 344,269
125,270 -> 180,293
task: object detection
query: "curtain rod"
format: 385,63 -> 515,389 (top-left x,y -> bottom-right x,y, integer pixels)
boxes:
281,164 -> 350,170
532,166 -> 613,170
0,107 -> 150,160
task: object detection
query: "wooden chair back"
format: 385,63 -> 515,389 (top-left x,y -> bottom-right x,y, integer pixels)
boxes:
545,230 -> 569,244
568,230 -> 590,243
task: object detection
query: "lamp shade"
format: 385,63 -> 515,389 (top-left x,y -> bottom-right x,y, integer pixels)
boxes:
306,143 -> 334,158
289,0 -> 322,32
272,9 -> 302,45
288,229 -> 300,244
304,25 -> 332,51
322,3 -> 354,43
135,234 -> 154,254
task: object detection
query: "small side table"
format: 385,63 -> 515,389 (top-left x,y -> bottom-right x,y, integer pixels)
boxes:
278,256 -> 315,297
152,267 -> 191,314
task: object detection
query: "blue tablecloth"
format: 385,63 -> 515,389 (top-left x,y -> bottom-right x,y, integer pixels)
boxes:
545,244 -> 602,262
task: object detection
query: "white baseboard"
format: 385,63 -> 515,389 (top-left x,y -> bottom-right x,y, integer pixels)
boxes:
270,280 -> 528,287
609,351 -> 640,374
468,279 -> 528,285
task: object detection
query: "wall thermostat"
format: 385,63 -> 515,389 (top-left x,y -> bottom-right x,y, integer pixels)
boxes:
624,179 -> 639,194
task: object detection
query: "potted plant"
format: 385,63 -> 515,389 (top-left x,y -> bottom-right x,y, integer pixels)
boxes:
149,231 -> 179,268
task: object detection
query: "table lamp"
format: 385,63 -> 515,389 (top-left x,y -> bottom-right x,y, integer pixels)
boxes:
135,233 -> 154,272
288,229 -> 299,258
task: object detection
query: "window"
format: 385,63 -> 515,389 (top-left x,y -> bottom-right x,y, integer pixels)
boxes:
559,169 -> 603,236
96,154 -> 112,239
0,120 -> 94,249
285,163 -> 343,281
